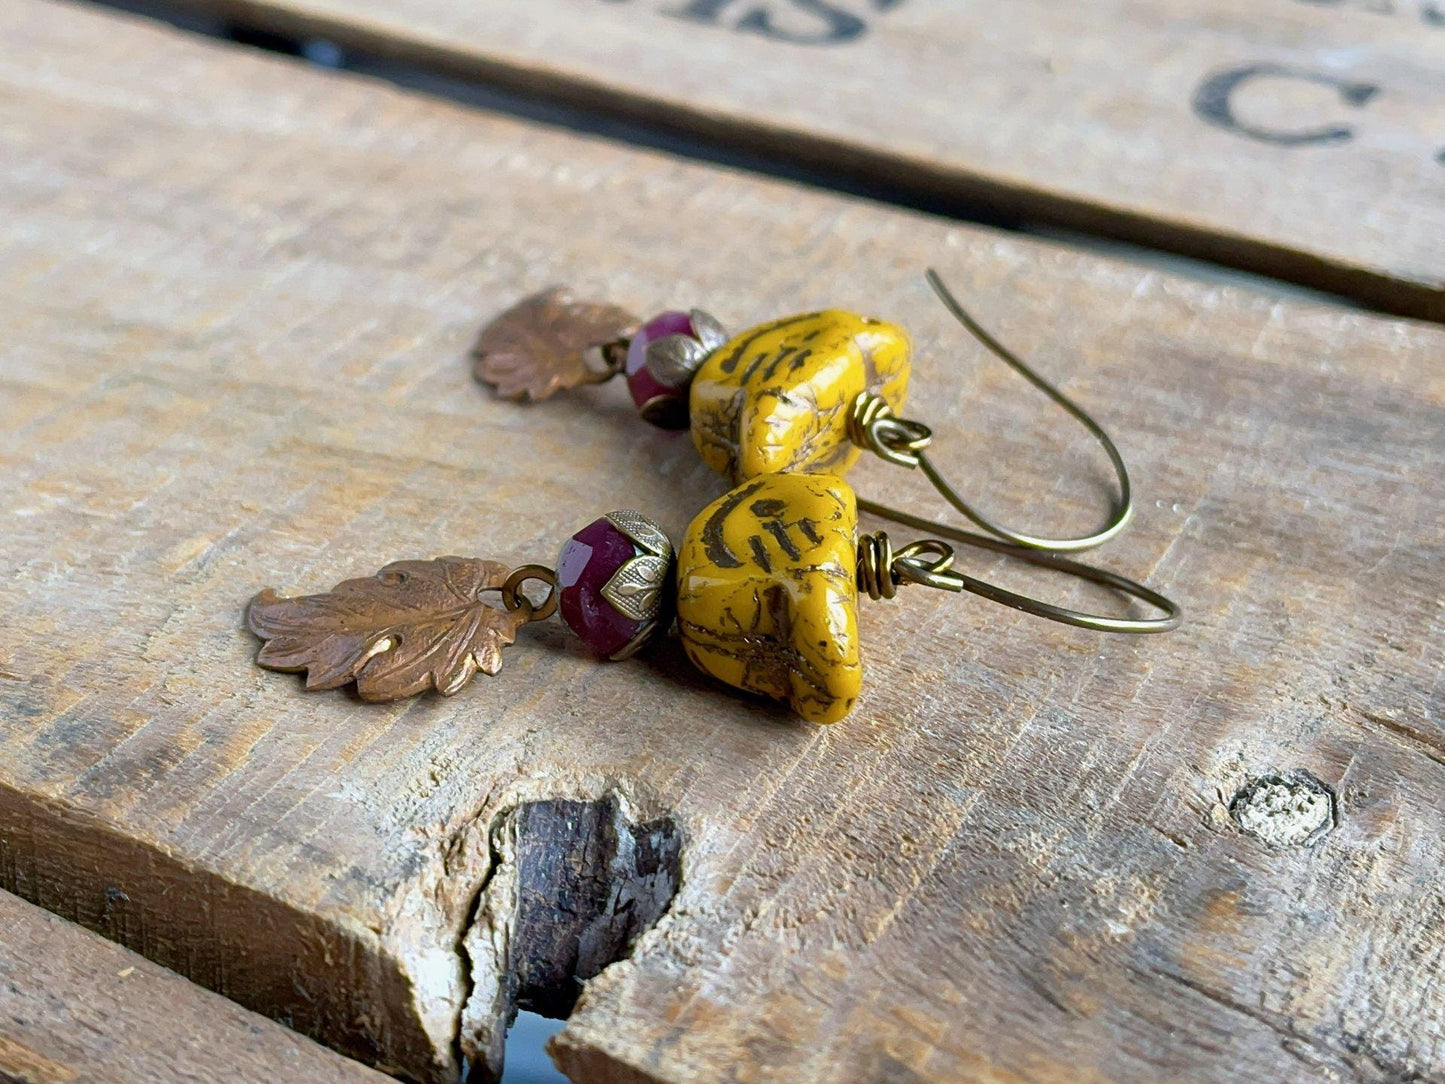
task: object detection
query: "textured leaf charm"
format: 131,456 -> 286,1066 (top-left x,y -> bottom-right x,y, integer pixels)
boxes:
473,287 -> 637,401
247,557 -> 528,701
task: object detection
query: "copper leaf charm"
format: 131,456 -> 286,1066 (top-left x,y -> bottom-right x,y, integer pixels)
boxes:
473,287 -> 637,401
247,557 -> 528,702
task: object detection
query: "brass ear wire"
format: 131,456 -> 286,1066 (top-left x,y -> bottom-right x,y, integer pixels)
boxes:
856,513 -> 1181,634
851,269 -> 1180,633
850,268 -> 1133,554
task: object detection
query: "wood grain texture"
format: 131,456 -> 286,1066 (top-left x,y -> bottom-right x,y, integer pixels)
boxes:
1337,0 -> 1445,26
153,0 -> 1445,320
0,889 -> 390,1084
1,2 -> 1443,1082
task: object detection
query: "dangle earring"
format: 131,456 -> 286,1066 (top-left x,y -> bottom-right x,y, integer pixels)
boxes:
246,510 -> 680,702
473,270 -> 1133,555
245,271 -> 1179,722
244,480 -> 1175,721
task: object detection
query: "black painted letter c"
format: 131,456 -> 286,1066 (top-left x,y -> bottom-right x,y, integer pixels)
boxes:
1193,63 -> 1380,146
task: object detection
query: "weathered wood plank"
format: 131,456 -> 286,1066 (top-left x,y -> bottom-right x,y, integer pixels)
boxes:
1,2 -> 1442,1083
152,0 -> 1445,320
0,890 -> 391,1084
1338,0 -> 1443,23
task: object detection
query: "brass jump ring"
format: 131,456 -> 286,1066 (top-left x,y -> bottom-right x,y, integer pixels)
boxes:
501,564 -> 559,622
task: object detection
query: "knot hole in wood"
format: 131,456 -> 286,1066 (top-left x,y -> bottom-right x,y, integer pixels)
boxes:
1229,771 -> 1336,849
459,795 -> 682,1082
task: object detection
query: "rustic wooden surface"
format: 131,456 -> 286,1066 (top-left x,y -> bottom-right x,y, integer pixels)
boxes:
2,1 -> 1443,1082
150,0 -> 1445,320
0,889 -> 391,1084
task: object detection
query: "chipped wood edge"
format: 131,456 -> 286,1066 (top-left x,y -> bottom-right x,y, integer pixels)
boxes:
0,890 -> 394,1084
0,782 -> 453,1080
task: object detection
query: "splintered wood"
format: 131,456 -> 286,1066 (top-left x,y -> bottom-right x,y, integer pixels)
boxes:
159,0 -> 1445,318
0,2 -> 1442,1082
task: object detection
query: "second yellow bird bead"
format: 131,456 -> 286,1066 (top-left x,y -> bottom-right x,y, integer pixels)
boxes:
689,311 -> 910,482
675,471 -> 862,723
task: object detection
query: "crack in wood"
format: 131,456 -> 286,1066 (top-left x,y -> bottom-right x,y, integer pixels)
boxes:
1156,970 -> 1431,1083
1350,706 -> 1445,768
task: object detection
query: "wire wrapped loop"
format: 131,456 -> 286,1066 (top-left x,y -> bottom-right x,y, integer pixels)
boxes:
891,540 -> 957,590
848,392 -> 933,469
858,533 -> 959,601
856,531 -> 897,601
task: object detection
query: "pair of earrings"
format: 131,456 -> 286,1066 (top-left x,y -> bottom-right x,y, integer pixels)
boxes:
248,272 -> 1180,723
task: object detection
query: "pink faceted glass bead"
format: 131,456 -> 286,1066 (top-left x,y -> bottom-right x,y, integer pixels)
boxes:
556,512 -> 674,660
625,311 -> 696,428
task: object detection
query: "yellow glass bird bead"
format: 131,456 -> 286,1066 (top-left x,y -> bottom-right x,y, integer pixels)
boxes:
676,472 -> 862,723
689,311 -> 910,482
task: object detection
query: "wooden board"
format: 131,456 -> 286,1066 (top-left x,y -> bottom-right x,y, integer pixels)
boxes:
0,889 -> 390,1084
150,0 -> 1445,321
2,2 -> 1444,1082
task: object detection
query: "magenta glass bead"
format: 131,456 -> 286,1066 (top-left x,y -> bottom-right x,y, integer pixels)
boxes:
626,311 -> 695,426
557,512 -> 674,660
